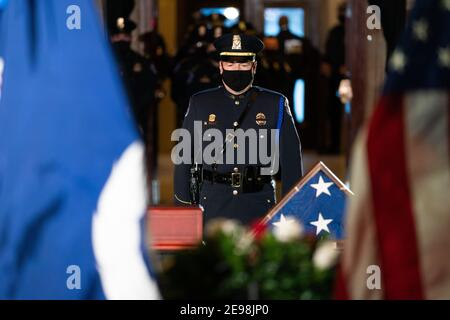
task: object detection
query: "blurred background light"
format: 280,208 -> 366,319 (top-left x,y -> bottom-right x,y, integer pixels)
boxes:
264,8 -> 304,37
293,78 -> 305,123
223,7 -> 239,20
200,7 -> 240,28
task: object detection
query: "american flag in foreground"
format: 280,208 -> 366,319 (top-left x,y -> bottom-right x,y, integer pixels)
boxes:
262,162 -> 353,240
337,0 -> 450,299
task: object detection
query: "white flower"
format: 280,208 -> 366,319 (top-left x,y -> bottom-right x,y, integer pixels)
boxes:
221,219 -> 241,235
313,241 -> 340,270
235,232 -> 254,254
205,218 -> 241,238
272,214 -> 304,242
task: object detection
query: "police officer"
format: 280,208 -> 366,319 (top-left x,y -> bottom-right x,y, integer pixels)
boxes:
109,16 -> 159,197
110,17 -> 158,139
173,33 -> 303,225
323,2 -> 347,154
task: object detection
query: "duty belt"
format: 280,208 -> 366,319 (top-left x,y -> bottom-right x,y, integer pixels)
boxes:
202,168 -> 273,192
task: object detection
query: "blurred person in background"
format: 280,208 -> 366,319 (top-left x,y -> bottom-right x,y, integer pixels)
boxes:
322,2 -> 348,154
276,15 -> 321,150
109,14 -> 160,192
171,15 -> 226,129
139,19 -> 172,192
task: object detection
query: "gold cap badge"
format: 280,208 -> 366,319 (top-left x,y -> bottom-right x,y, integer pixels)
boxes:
256,113 -> 267,126
232,35 -> 242,50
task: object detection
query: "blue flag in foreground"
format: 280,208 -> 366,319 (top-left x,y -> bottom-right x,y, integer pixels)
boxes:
263,162 -> 352,240
0,0 -> 159,299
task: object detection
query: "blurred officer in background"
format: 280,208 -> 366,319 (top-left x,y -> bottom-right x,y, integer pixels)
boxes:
276,15 -> 321,150
139,18 -> 172,82
109,16 -> 160,191
110,17 -> 158,139
277,15 -> 302,57
174,33 -> 304,225
230,20 -> 258,37
171,16 -> 226,129
256,36 -> 294,102
322,2 -> 348,154
139,21 -> 171,189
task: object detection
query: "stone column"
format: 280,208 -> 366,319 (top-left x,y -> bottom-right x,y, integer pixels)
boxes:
130,0 -> 155,54
346,0 -> 386,155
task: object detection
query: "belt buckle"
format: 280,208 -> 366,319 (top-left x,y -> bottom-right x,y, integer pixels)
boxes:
231,172 -> 241,188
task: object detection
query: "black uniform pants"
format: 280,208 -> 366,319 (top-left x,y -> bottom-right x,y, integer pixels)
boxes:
199,181 -> 276,226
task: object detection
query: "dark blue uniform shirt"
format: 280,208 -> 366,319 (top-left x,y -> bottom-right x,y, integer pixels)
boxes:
174,85 -> 303,224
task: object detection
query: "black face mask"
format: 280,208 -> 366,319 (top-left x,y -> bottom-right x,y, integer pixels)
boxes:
222,70 -> 254,92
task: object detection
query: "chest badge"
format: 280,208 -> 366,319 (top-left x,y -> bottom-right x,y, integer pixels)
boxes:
256,113 -> 267,126
208,114 -> 216,123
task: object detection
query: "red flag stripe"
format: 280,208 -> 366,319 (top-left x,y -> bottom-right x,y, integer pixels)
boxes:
367,95 -> 424,299
338,128 -> 383,299
334,264 -> 349,300
404,91 -> 450,299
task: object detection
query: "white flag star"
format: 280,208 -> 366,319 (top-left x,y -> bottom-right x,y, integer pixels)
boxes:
390,50 -> 407,72
272,214 -> 296,228
438,46 -> 450,69
310,213 -> 333,235
272,214 -> 303,242
310,176 -> 334,197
